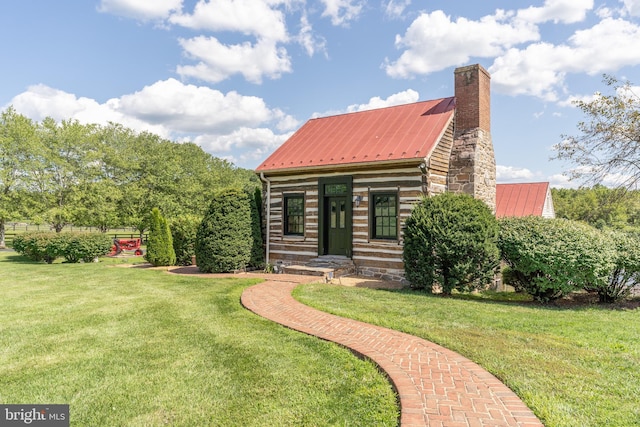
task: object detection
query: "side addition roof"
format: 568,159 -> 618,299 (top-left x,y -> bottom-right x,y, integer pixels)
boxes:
256,97 -> 456,173
496,182 -> 553,218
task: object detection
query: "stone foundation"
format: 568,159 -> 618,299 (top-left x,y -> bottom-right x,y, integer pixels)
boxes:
357,265 -> 408,285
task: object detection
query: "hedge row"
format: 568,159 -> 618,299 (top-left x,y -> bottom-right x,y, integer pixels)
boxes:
499,217 -> 640,302
12,232 -> 113,264
403,194 -> 640,303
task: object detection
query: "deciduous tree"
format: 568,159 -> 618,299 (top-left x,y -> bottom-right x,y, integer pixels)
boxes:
0,108 -> 38,247
554,75 -> 640,188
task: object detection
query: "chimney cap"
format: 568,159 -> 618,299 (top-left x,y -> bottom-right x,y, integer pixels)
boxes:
454,63 -> 491,79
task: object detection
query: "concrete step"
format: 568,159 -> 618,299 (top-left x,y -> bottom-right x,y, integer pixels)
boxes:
282,256 -> 356,282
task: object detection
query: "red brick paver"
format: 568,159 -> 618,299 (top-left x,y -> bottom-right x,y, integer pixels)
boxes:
241,279 -> 544,427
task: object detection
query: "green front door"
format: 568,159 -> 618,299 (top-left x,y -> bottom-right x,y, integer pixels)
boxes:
318,176 -> 353,257
326,196 -> 349,256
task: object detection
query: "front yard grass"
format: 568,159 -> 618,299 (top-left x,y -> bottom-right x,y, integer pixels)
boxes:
294,284 -> 640,427
0,252 -> 398,426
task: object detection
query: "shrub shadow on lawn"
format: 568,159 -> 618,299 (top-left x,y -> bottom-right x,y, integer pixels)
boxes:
0,253 -> 42,265
378,286 -> 640,311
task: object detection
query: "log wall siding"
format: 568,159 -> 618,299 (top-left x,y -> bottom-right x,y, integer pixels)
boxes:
262,137 -> 454,281
265,175 -> 319,264
263,166 -> 427,280
427,121 -> 454,195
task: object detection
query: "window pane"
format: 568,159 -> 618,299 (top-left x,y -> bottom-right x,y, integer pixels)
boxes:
331,201 -> 337,228
285,195 -> 304,235
339,200 -> 346,229
372,193 -> 397,239
325,184 -> 347,195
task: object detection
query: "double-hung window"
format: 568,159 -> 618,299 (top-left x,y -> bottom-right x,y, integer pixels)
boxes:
371,192 -> 398,240
284,194 -> 304,236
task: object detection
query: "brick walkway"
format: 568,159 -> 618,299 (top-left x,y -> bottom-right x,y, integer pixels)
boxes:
241,279 -> 544,427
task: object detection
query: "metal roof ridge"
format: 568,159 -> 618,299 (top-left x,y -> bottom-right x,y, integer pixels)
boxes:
308,97 -> 454,121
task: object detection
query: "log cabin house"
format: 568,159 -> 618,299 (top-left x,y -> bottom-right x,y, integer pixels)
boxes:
256,64 -> 496,281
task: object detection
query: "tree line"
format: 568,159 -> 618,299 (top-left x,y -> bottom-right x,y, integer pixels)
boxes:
552,185 -> 640,232
0,106 -> 258,248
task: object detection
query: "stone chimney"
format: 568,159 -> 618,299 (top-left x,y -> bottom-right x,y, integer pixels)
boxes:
447,64 -> 496,211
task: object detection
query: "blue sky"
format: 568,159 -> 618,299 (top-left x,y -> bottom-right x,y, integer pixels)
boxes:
2,0 -> 640,187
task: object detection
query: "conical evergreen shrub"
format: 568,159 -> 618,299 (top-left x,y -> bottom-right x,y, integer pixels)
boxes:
145,207 -> 176,267
248,187 -> 264,269
195,188 -> 252,273
170,214 -> 201,266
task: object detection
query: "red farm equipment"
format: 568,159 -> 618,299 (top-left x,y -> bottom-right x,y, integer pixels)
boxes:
108,238 -> 144,257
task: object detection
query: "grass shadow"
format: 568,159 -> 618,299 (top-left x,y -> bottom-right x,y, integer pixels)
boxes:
0,253 -> 42,265
373,286 -> 640,312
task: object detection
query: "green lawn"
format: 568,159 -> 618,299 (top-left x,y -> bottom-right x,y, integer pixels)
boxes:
294,284 -> 640,427
0,252 -> 398,426
6,249 -> 639,427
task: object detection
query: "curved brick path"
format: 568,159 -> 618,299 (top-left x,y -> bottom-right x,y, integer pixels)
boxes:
241,279 -> 544,427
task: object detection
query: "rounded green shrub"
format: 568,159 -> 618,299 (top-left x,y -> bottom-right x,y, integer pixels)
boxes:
12,232 -> 67,263
11,234 -> 29,257
145,207 -> 176,267
585,230 -> 640,303
498,217 -> 614,302
63,233 -> 113,263
170,215 -> 201,266
195,188 -> 252,273
403,193 -> 500,295
12,232 -> 111,263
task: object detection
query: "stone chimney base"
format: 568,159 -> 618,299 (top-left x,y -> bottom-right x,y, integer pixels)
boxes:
447,128 -> 496,212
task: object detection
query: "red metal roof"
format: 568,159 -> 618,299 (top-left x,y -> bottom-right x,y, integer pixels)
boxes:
256,97 -> 456,173
495,182 -> 550,218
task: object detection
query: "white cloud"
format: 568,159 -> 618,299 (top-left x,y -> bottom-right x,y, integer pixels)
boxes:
558,92 -> 601,107
550,167 -> 637,189
320,0 -> 364,26
6,80 -> 295,167
117,79 -> 279,134
548,173 -> 578,188
296,12 -> 327,57
102,0 -> 301,85
489,44 -> 570,102
193,127 -> 292,162
384,0 -> 411,19
97,0 -> 183,21
596,6 -> 614,18
517,0 -> 593,24
384,10 -> 539,78
384,3 -> 640,106
8,84 -> 169,136
496,165 -> 537,182
312,89 -> 420,118
169,0 -> 288,42
346,89 -> 420,112
600,171 -> 638,187
490,17 -> 640,101
622,0 -> 640,16
177,36 -> 292,84
567,18 -> 640,73
272,110 -> 301,131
